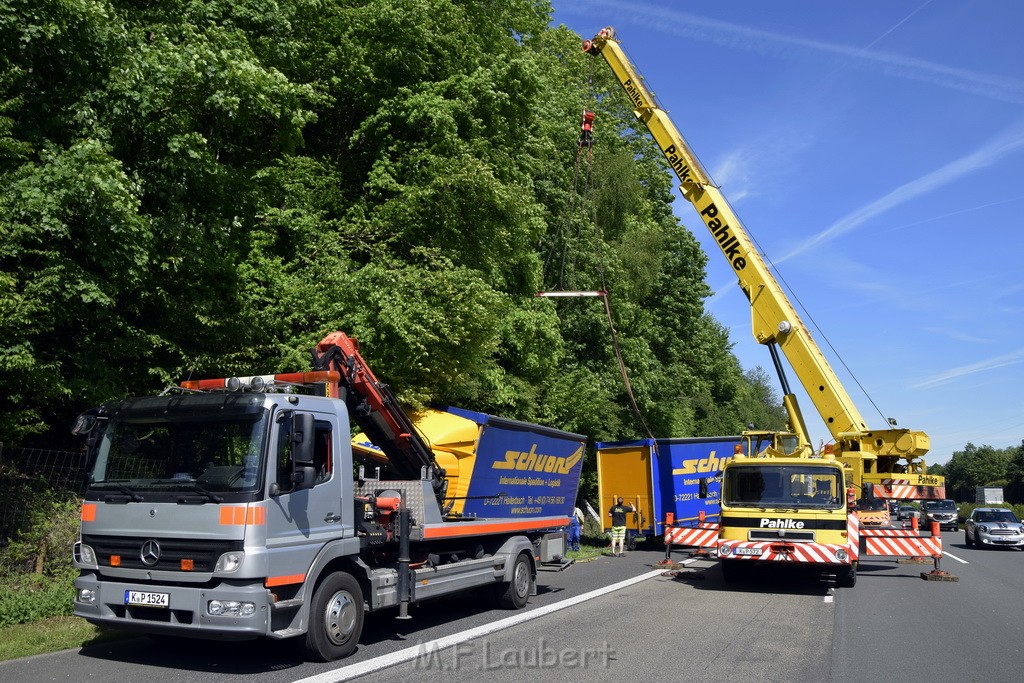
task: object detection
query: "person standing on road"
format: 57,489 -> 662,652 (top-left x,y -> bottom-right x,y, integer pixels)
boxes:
608,497 -> 635,557
568,503 -> 583,552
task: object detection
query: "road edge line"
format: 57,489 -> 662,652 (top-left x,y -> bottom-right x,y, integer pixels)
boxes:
291,563 -> 684,683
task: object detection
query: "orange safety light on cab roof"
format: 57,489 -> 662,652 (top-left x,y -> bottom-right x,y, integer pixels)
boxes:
181,371 -> 340,391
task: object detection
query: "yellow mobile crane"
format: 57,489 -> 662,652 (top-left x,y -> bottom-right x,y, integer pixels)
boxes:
585,28 -> 949,585
583,27 -> 943,501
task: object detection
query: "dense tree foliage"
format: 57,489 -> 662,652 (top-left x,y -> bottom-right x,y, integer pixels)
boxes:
942,442 -> 1015,502
1,0 -> 788,497
1004,441 -> 1024,504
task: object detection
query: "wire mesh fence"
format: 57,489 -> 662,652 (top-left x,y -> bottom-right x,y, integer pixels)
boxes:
0,443 -> 88,547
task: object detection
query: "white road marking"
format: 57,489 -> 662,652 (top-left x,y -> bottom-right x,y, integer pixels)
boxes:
290,563 -> 687,683
942,550 -> 969,564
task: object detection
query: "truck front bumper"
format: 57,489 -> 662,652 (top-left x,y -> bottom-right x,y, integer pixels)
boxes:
73,573 -> 272,640
718,540 -> 853,564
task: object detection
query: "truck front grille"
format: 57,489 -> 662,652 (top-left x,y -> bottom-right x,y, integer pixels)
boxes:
83,534 -> 242,572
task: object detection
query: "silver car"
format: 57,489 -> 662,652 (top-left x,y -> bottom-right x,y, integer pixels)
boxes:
920,499 -> 958,532
964,507 -> 1024,549
897,505 -> 919,522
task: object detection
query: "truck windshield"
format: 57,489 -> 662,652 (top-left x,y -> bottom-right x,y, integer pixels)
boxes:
723,464 -> 843,509
87,395 -> 269,497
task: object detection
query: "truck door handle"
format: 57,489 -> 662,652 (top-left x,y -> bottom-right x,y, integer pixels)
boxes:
324,512 -> 341,523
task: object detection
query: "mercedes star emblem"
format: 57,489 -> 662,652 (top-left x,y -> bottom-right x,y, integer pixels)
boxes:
140,540 -> 161,566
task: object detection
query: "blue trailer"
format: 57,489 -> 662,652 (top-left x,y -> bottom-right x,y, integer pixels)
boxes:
353,406 -> 586,519
596,436 -> 745,549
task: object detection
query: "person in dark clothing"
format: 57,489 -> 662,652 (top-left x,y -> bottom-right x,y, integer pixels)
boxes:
608,496 -> 635,556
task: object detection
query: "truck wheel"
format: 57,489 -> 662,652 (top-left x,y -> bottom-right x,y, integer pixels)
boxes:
626,534 -> 638,551
837,562 -> 857,588
303,572 -> 364,662
496,553 -> 533,610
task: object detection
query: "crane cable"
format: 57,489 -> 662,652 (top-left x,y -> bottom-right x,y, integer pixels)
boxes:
543,110 -> 596,289
576,105 -> 656,442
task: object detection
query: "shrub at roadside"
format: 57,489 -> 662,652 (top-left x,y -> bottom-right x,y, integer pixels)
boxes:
0,490 -> 81,627
0,570 -> 77,627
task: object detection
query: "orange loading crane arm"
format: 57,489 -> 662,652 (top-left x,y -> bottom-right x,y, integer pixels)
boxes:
311,332 -> 448,504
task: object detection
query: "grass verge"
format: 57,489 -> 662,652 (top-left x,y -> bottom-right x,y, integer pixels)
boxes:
567,541 -> 614,562
0,616 -> 131,661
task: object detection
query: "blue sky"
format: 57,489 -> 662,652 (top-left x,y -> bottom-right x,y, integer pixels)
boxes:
550,1 -> 1024,466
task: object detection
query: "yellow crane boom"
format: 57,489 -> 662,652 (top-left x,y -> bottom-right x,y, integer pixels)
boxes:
584,27 -> 943,498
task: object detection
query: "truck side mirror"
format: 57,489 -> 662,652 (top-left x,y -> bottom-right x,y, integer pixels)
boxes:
291,413 -> 316,489
292,413 -> 315,464
71,414 -> 97,435
698,478 -> 708,499
291,465 -> 316,490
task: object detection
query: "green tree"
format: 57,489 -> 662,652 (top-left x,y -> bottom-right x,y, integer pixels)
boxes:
944,443 -> 1012,502
1004,440 -> 1024,504
1,0 -> 790,460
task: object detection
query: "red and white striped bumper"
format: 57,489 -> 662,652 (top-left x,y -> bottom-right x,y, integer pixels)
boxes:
862,527 -> 942,557
871,480 -> 946,500
664,522 -> 719,548
717,539 -> 854,565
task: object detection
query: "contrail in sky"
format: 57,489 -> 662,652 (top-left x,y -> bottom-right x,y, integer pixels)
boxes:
912,347 -> 1024,389
564,0 -> 1024,103
776,122 -> 1024,263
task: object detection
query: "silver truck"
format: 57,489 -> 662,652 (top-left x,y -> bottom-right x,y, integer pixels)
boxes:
71,332 -> 580,661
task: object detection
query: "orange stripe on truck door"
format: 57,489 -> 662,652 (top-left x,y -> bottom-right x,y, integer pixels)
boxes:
219,506 -> 265,525
266,574 -> 305,587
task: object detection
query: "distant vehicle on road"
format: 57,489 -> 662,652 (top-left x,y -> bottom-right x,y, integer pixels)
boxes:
964,507 -> 1024,549
856,498 -> 890,527
898,505 -> 920,522
920,499 -> 959,532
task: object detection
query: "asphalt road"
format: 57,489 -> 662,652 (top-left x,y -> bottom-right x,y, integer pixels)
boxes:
3,539 -> 1021,682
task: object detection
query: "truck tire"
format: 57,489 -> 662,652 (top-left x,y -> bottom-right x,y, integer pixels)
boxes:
837,562 -> 857,588
303,572 -> 364,662
496,553 -> 533,610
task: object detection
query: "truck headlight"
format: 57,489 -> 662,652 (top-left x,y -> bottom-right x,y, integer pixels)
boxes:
214,551 -> 244,573
74,542 -> 97,568
77,588 -> 96,604
719,544 -> 731,557
208,600 -> 256,617
835,549 -> 849,562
